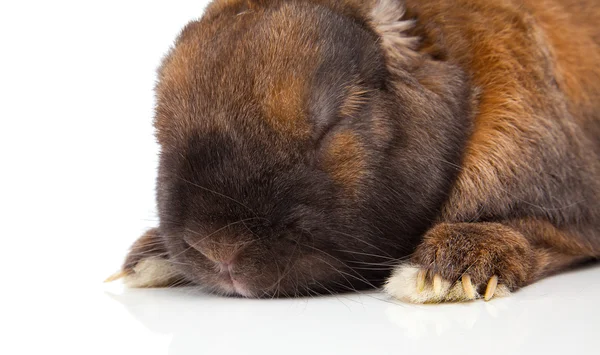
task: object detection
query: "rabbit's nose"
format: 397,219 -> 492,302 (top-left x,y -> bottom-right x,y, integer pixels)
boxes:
183,234 -> 245,266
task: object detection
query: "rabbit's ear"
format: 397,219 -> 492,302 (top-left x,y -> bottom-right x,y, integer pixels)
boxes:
369,0 -> 477,110
369,0 -> 420,72
105,228 -> 188,288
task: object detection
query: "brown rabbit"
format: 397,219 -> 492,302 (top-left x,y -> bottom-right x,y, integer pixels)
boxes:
106,0 -> 600,303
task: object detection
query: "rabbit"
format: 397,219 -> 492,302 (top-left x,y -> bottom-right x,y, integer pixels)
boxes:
106,0 -> 600,303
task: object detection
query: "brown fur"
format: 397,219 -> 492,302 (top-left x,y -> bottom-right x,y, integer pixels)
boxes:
414,222 -> 536,289
118,0 -> 600,299
402,0 -> 600,290
122,228 -> 169,273
339,86 -> 374,118
322,130 -> 366,195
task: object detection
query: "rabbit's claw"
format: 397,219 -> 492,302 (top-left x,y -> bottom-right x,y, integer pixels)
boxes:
104,257 -> 183,288
384,265 -> 510,303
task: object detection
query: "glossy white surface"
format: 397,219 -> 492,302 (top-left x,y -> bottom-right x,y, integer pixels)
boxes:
5,267 -> 600,355
104,267 -> 600,355
1,1 -> 599,354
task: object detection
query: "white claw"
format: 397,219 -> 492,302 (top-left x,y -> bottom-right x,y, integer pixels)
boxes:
417,270 -> 427,292
484,275 -> 499,301
461,275 -> 476,299
433,274 -> 442,295
104,270 -> 127,283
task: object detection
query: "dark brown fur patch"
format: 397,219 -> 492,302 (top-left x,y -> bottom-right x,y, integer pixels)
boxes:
339,85 -> 373,118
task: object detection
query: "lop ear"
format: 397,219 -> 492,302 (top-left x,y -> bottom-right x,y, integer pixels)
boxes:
369,0 -> 420,71
369,0 -> 477,107
105,228 -> 188,288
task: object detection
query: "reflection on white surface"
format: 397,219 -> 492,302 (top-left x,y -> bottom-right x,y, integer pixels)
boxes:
4,263 -> 598,355
91,266 -> 600,355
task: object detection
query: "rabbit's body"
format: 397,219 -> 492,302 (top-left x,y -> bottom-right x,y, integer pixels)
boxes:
411,0 -> 600,227
384,0 -> 600,301
110,0 -> 600,302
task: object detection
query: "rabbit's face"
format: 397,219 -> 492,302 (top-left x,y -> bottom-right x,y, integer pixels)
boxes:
153,0 -> 472,297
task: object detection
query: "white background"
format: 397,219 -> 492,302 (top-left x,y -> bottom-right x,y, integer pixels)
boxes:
1,1 -> 599,354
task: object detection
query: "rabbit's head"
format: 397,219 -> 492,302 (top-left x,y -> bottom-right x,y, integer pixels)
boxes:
148,0 -> 472,297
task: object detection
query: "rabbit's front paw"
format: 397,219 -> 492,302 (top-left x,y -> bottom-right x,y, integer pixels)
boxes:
385,222 -> 535,303
105,228 -> 186,288
384,264 -> 510,303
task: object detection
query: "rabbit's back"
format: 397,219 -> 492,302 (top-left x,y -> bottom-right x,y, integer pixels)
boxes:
402,0 -> 599,235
